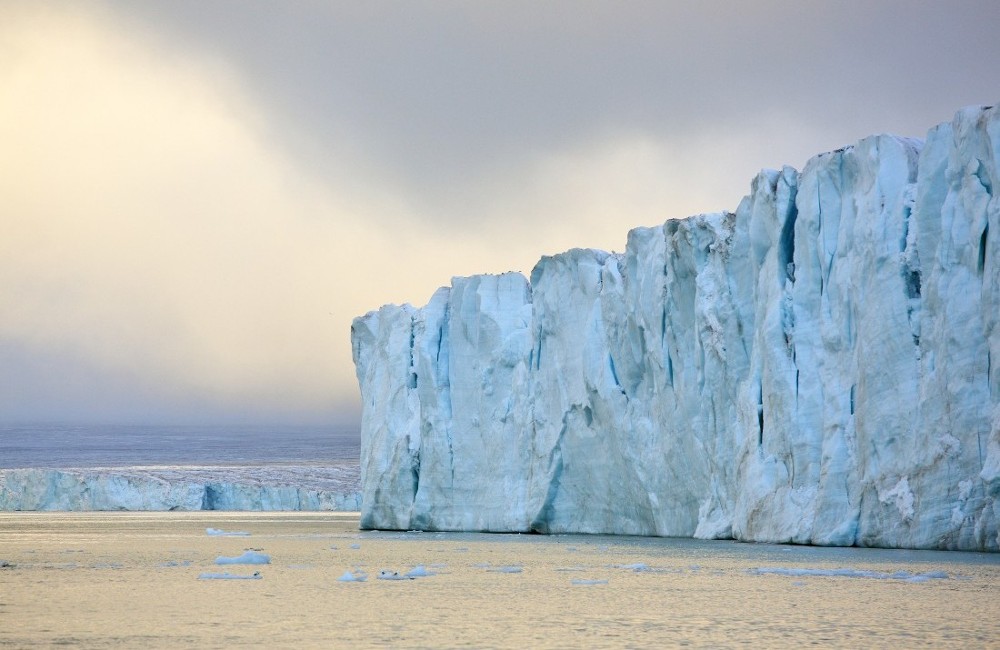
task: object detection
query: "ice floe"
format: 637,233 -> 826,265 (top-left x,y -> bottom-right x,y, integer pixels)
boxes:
206,528 -> 250,537
198,571 -> 262,580
752,567 -> 949,582
215,551 -> 270,565
338,570 -> 367,582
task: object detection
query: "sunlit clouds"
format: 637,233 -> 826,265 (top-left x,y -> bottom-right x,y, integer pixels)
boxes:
2,2 -> 999,424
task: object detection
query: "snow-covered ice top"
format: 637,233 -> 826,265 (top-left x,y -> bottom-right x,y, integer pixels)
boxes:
352,104 -> 1000,551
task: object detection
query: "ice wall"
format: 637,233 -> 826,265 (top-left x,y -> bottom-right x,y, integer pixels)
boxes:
0,466 -> 361,511
352,105 -> 1000,550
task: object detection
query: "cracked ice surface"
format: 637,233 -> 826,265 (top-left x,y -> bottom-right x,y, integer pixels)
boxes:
352,105 -> 1000,551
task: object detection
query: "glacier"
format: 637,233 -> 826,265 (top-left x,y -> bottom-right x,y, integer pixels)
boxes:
352,104 -> 1000,551
0,465 -> 361,511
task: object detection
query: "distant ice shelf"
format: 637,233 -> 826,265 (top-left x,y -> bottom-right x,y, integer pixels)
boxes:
0,464 -> 361,511
352,104 -> 1000,551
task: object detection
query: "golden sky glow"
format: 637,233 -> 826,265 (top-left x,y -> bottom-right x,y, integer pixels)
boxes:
2,2 -> 998,424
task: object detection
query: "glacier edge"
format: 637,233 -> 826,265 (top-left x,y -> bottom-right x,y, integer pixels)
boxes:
352,105 -> 1000,551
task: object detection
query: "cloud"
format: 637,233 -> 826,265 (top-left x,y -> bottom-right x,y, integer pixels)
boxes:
0,4 -> 739,423
2,2 -> 999,424
0,5 -> 394,422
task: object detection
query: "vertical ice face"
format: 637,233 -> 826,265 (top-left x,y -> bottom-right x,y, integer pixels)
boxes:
353,274 -> 534,531
352,105 -> 1000,550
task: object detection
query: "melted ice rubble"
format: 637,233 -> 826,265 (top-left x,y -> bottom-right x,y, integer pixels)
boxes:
215,551 -> 270,565
405,565 -> 433,577
206,528 -> 250,537
753,567 -> 949,582
199,571 -> 262,580
373,565 -> 436,581
338,570 -> 367,582
487,566 -> 523,573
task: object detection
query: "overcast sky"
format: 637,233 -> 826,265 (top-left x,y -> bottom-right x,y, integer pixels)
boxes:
2,1 -> 999,426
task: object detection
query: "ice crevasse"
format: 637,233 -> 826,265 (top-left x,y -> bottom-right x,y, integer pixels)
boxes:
352,105 -> 1000,551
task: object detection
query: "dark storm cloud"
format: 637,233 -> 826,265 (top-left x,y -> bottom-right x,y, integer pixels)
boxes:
111,0 -> 1000,224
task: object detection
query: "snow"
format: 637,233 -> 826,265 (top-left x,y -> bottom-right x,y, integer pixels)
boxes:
0,465 -> 361,511
215,551 -> 270,565
353,104 -> 1000,551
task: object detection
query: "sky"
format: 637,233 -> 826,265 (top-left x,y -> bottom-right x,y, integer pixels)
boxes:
2,1 -> 999,427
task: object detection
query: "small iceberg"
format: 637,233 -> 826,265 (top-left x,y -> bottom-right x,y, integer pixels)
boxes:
338,570 -> 367,582
215,551 -> 271,565
404,565 -> 434,578
199,571 -> 262,580
752,567 -> 950,581
206,528 -> 250,537
572,579 -> 609,586
488,566 -> 523,574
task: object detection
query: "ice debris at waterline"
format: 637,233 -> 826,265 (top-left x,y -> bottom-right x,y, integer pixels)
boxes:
0,465 -> 360,511
352,104 -> 1000,551
198,571 -> 262,580
337,570 -> 367,582
752,567 -> 950,582
215,551 -> 270,565
206,528 -> 250,537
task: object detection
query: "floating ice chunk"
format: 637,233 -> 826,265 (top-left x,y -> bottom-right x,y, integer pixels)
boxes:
753,567 -> 949,581
488,566 -> 523,573
199,571 -> 262,580
405,565 -> 433,577
350,544 -> 361,550
338,570 -> 367,582
615,563 -> 649,572
158,560 -> 192,567
572,579 -> 608,585
215,551 -> 270,565
206,528 -> 250,537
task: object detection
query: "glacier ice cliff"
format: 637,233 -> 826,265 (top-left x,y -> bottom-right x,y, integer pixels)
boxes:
352,105 -> 1000,550
0,465 -> 361,511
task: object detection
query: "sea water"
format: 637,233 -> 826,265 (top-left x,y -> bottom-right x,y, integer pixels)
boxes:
0,512 -> 997,648
0,423 -> 359,468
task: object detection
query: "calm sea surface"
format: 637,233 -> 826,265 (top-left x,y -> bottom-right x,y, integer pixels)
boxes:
0,423 -> 360,468
1,512 -> 997,648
